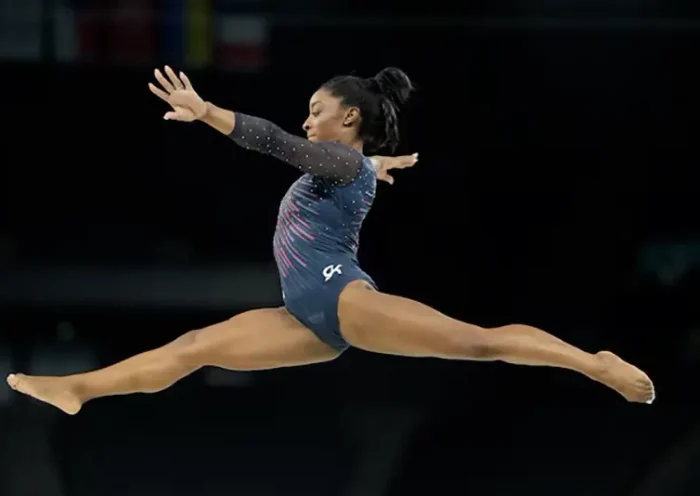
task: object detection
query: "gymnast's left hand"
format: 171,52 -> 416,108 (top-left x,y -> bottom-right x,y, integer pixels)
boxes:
148,66 -> 207,122
371,153 -> 419,184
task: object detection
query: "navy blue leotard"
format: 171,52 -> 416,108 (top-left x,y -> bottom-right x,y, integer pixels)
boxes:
229,113 -> 377,351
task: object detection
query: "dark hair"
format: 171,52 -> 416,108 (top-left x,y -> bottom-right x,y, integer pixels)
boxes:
322,67 -> 414,152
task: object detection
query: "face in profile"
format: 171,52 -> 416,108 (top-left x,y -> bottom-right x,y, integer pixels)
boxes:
302,88 -> 359,144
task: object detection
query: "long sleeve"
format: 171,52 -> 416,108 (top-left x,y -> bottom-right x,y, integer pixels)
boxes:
228,112 -> 364,186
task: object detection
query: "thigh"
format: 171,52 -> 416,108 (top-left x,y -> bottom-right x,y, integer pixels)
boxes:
338,281 -> 485,358
184,307 -> 340,370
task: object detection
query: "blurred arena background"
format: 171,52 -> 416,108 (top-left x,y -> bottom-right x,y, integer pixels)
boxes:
1,1 -> 700,495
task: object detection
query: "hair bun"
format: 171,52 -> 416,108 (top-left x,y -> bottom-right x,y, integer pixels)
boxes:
372,67 -> 413,109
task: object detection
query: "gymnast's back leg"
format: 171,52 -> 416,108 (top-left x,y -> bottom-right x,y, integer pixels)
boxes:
338,281 -> 654,404
6,307 -> 340,414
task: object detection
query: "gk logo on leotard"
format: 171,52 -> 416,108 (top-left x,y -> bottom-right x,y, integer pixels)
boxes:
322,264 -> 343,282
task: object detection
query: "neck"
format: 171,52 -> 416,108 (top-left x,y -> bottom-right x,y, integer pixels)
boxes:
334,129 -> 363,153
338,136 -> 363,153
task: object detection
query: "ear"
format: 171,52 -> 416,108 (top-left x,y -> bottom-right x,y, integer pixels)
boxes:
343,107 -> 360,127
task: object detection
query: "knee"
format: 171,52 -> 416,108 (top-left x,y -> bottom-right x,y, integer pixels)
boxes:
168,329 -> 205,367
471,334 -> 501,360
451,325 -> 501,360
170,329 -> 200,348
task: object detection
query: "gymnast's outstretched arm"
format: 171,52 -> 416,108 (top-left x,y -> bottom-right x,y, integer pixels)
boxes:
202,104 -> 419,186
149,67 -> 418,185
148,67 -> 364,185
200,103 -> 364,184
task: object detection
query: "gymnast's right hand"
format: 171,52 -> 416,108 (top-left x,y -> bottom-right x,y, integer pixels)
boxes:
148,66 -> 207,122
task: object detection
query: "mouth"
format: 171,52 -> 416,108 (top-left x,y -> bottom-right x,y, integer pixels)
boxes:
307,134 -> 316,140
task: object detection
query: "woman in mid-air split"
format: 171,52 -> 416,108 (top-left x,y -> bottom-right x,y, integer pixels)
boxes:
7,65 -> 654,414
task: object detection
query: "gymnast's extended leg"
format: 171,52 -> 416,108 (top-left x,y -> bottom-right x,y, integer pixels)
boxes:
6,308 -> 339,414
338,281 -> 654,403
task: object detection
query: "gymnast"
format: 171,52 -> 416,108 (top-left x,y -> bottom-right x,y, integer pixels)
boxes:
6,66 -> 655,414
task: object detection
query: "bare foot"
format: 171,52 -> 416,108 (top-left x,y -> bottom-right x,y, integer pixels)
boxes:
596,351 -> 655,404
6,374 -> 82,415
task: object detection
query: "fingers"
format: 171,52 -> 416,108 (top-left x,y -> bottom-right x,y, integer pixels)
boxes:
164,109 -> 190,121
179,71 -> 194,91
374,152 -> 419,185
154,68 -> 175,93
163,106 -> 195,122
148,82 -> 169,103
152,65 -> 189,93
164,65 -> 184,90
150,66 -> 197,110
396,152 -> 419,169
379,173 -> 395,185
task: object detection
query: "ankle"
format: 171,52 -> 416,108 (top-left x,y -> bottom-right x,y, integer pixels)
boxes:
588,352 -> 611,378
65,377 -> 88,403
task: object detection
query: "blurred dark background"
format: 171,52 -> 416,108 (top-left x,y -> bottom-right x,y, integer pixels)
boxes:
1,1 -> 700,495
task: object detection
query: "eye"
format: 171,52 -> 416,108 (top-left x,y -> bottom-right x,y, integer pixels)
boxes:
311,110 -> 321,117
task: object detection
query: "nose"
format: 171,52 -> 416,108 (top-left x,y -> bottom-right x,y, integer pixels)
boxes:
302,117 -> 311,132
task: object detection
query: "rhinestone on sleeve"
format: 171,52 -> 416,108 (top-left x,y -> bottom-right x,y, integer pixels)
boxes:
228,112 -> 363,186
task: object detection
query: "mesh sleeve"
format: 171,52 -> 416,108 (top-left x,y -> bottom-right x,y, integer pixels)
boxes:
228,113 -> 364,186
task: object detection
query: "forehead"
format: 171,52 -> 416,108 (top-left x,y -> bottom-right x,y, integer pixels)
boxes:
309,88 -> 340,108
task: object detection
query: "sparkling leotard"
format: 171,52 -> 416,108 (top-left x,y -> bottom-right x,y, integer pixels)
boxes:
229,113 -> 377,281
